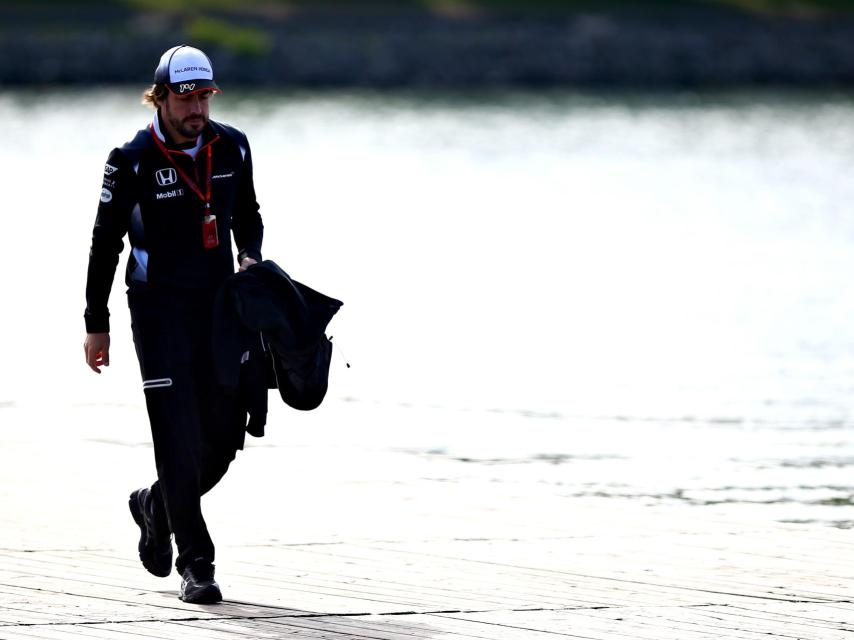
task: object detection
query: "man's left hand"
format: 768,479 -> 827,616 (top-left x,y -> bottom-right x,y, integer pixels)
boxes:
239,257 -> 258,272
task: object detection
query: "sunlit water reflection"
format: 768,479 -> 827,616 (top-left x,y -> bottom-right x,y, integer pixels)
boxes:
1,88 -> 853,529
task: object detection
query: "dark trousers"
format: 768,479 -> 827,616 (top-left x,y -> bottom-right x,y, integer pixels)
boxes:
128,285 -> 245,574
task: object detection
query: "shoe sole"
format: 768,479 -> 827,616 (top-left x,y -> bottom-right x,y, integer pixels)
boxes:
128,491 -> 172,578
180,584 -> 223,604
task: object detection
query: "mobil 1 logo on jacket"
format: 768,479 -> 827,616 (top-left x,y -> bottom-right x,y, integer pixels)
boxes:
154,168 -> 185,200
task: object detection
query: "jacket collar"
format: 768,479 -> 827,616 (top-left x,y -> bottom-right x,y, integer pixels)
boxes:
153,111 -> 217,150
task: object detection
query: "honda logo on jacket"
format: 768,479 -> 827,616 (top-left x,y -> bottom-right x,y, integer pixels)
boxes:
156,168 -> 177,187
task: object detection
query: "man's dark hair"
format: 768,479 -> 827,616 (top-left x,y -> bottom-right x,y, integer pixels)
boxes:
142,83 -> 169,108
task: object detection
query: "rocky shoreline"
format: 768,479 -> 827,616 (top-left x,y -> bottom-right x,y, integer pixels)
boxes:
3,5 -> 854,88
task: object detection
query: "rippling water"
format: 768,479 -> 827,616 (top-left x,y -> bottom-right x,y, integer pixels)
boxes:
1,88 -> 853,528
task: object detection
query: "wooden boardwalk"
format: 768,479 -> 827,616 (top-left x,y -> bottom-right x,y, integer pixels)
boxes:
1,403 -> 853,638
2,505 -> 852,639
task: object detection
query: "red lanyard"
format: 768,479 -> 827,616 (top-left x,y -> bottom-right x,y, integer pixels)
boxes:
149,124 -> 213,210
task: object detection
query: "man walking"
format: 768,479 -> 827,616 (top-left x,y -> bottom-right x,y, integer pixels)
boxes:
83,45 -> 264,604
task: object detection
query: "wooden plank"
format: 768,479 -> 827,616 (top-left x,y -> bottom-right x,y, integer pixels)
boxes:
429,605 -> 854,640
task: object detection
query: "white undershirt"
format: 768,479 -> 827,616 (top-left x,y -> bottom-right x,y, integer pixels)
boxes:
183,136 -> 203,159
153,113 -> 203,158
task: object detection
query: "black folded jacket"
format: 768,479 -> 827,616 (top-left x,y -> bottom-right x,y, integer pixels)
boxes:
213,260 -> 343,435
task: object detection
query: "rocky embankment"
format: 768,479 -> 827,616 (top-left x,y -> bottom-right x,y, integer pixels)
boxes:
3,5 -> 854,88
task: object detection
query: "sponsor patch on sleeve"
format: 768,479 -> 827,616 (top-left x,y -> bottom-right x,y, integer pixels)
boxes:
104,163 -> 118,176
100,188 -> 113,203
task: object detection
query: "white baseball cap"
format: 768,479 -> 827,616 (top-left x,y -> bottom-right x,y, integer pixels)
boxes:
154,45 -> 221,95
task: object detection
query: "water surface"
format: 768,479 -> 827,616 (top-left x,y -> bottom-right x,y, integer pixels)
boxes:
1,88 -> 853,529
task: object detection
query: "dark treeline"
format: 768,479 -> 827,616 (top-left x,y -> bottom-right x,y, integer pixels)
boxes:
3,1 -> 854,88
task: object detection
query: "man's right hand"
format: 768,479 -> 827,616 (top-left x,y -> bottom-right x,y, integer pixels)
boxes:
84,332 -> 111,374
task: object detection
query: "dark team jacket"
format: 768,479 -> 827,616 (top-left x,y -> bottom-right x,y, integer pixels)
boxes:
213,260 -> 344,438
84,112 -> 264,334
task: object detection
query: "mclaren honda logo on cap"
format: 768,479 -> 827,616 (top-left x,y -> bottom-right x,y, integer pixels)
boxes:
154,45 -> 220,95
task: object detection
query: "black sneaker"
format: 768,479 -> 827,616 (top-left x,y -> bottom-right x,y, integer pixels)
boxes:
128,488 -> 172,578
180,558 -> 223,604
